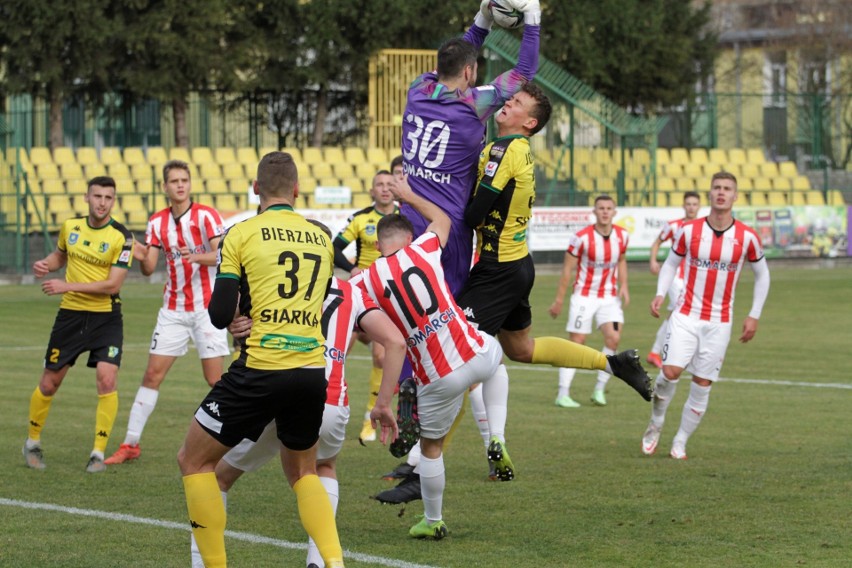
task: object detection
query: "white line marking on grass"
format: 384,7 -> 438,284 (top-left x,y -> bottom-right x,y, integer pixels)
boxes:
0,498 -> 442,568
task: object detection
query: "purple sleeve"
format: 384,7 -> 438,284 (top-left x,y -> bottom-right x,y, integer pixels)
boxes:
471,25 -> 540,121
515,24 -> 540,82
463,20 -> 490,51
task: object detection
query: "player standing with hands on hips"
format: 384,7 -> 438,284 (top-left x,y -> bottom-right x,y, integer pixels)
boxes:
642,172 -> 770,460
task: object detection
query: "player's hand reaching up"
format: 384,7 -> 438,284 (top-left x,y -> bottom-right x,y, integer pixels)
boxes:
506,0 -> 541,24
477,0 -> 494,28
388,174 -> 413,204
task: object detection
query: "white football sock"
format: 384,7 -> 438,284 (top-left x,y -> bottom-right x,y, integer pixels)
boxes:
306,477 -> 339,568
594,347 -> 616,392
650,372 -> 678,427
124,386 -> 159,446
190,491 -> 227,568
673,382 -> 712,446
557,367 -> 576,398
482,364 -> 509,443
468,384 -> 491,448
419,454 -> 445,523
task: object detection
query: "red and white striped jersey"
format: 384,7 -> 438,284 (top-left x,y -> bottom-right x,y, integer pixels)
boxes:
567,224 -> 629,298
146,202 -> 225,312
322,277 -> 377,407
659,218 -> 687,279
672,218 -> 764,323
355,232 -> 484,386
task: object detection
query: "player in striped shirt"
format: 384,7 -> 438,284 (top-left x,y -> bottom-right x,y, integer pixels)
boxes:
354,176 -> 511,540
190,268 -> 406,568
642,171 -> 770,460
646,191 -> 702,368
106,160 -> 229,465
548,195 -> 632,407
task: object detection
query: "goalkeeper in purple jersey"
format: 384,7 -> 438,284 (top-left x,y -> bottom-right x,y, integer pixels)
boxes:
400,0 -> 541,296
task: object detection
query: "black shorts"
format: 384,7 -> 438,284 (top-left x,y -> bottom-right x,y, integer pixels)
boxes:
456,255 -> 536,336
194,359 -> 327,450
44,309 -> 124,371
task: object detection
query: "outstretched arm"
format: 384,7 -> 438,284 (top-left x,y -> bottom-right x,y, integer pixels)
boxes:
389,176 -> 451,247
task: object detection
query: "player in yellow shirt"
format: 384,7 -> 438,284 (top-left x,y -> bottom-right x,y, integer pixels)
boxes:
23,176 -> 134,473
177,152 -> 362,568
332,169 -> 400,443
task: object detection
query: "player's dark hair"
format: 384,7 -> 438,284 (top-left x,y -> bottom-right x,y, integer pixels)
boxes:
522,83 -> 552,136
87,176 -> 116,191
377,213 -> 414,240
594,194 -> 615,205
684,191 -> 701,202
390,154 -> 404,172
163,159 -> 191,183
437,38 -> 478,79
257,151 -> 298,197
711,171 -> 737,187
306,218 -> 333,239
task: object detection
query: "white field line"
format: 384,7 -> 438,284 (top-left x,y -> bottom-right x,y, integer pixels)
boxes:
0,498 -> 442,568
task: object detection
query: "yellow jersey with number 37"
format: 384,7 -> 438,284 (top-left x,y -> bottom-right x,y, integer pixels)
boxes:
217,205 -> 334,370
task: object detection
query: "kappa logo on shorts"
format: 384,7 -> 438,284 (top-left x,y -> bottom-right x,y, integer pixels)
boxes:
206,402 -> 220,416
108,346 -> 120,358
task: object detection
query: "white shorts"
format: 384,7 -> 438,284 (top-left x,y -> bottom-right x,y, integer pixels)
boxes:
417,334 -> 503,440
663,312 -> 732,381
148,307 -> 230,358
667,277 -> 684,312
565,295 -> 625,335
222,403 -> 350,472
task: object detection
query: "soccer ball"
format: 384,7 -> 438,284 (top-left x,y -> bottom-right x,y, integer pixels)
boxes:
488,0 -> 524,29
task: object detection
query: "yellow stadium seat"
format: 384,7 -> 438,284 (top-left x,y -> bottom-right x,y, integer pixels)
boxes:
767,191 -> 787,206
311,163 -> 333,179
341,177 -> 365,193
662,163 -> 683,178
123,147 -> 146,166
792,175 -> 811,191
199,163 -> 222,180
333,163 -> 354,179
29,147 -> 53,166
695,177 -> 711,192
631,148 -> 650,165
146,147 -> 168,167
53,147 -> 77,166
683,163 -> 703,179
759,162 -> 779,177
667,191 -> 687,206
575,177 -> 595,191
71,195 -> 89,215
805,191 -> 825,205
355,162 -> 378,180
790,192 -> 808,206
323,146 -> 345,164
366,147 -> 388,166
740,163 -> 760,179
215,194 -> 239,212
827,190 -> 845,205
147,193 -> 168,211
295,161 -> 310,180
675,177 -> 696,191
82,164 -> 106,180
236,147 -> 258,166
583,162 -> 604,178
41,179 -> 66,195
135,179 -> 157,195
205,178 -> 228,194
746,148 -> 766,163
748,191 -> 769,206
108,163 -> 131,179
318,177 -> 340,188
222,163 -> 245,180
196,194 -> 216,207
772,177 -> 792,192
752,177 -> 772,191
670,148 -> 690,164
344,147 -> 366,164
657,177 -> 675,192
48,194 -> 74,219
100,147 -> 122,165
708,148 -> 727,165
60,163 -> 85,181
228,179 -> 252,194
778,161 -> 798,177
169,147 -> 192,163
131,163 -> 155,182
192,147 -> 215,165
121,194 -> 146,213
736,177 -> 753,191
728,148 -> 747,164
36,163 -> 61,180
655,148 -> 671,166
214,147 -> 237,164
702,163 -> 722,177
352,193 -> 373,209
302,147 -> 323,165
689,148 -> 709,164
66,179 -> 89,195
76,147 -> 99,166
299,178 -> 317,195
113,176 -> 134,194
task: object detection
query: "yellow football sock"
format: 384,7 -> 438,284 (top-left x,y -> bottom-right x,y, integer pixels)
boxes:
294,474 -> 343,566
28,387 -> 54,441
443,390 -> 468,447
532,337 -> 607,371
183,472 -> 227,568
93,391 -> 118,454
365,366 -> 382,412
